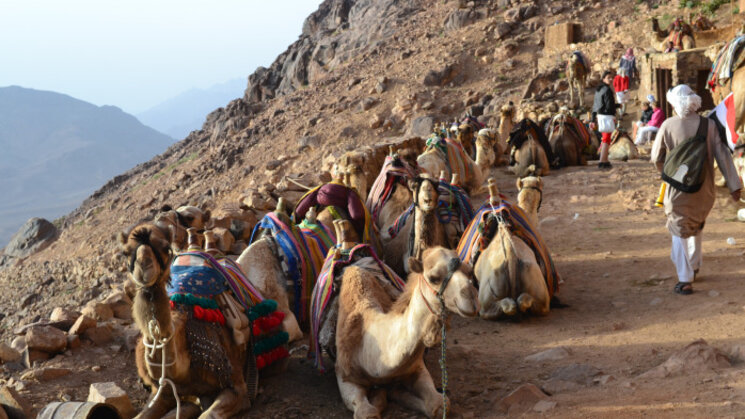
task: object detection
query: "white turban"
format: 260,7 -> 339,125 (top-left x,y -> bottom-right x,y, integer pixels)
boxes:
666,84 -> 702,117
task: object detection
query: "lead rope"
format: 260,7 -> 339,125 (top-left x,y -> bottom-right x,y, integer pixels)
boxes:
438,291 -> 448,419
143,319 -> 181,419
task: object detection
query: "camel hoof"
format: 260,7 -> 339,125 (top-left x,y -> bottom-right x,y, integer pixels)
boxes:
354,404 -> 381,419
499,298 -> 517,316
517,293 -> 534,313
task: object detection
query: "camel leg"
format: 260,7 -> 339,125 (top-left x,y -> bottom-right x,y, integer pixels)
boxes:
336,369 -> 380,419
135,388 -> 177,419
389,363 -> 444,419
569,81 -> 575,108
162,402 -> 202,419
499,298 -> 517,316
198,388 -> 244,419
517,293 -> 534,313
521,265 -> 551,316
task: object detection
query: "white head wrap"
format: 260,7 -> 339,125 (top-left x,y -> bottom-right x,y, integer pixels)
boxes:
646,94 -> 656,104
666,84 -> 701,117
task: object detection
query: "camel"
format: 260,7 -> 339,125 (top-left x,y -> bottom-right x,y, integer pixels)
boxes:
547,113 -> 588,167
498,103 -> 516,154
367,150 -> 418,233
567,52 -> 588,109
475,128 -> 504,171
154,205 -> 212,252
509,120 -> 551,178
608,130 -> 639,161
707,42 -> 745,140
235,201 -> 327,343
417,138 -> 484,195
456,123 -> 476,159
119,223 -> 255,419
323,243 -> 479,418
381,176 -> 450,277
517,174 -> 543,229
650,17 -> 695,51
335,151 -> 369,201
469,180 -> 553,319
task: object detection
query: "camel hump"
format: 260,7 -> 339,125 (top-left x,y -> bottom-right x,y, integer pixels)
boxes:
527,164 -> 537,176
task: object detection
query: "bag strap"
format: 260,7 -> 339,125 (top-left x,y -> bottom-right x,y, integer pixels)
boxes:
694,116 -> 708,142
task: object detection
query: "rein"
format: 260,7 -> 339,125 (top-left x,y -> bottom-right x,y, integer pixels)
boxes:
417,257 -> 460,419
143,319 -> 181,419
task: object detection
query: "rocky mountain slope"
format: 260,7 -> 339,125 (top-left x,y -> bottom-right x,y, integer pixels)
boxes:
136,78 -> 245,139
1,0 -> 743,416
0,86 -> 173,247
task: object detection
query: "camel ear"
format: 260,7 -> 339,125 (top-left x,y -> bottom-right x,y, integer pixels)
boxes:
203,209 -> 211,223
537,177 -> 544,189
408,257 -> 423,274
117,231 -> 128,246
407,179 -> 418,192
516,177 -> 523,191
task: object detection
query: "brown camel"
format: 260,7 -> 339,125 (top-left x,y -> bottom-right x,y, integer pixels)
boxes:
119,223 -> 255,419
472,180 -> 552,319
325,245 -> 479,418
154,205 -> 211,252
381,176 -> 450,277
517,175 -> 543,229
512,137 -> 550,178
547,113 -> 587,167
456,123 -> 475,158
608,130 -> 639,161
567,53 -> 588,109
708,43 -> 745,140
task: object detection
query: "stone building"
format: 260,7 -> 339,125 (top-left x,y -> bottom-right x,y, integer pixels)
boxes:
637,48 -> 716,116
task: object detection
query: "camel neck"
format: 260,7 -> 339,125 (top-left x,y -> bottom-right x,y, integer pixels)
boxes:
412,209 -> 444,258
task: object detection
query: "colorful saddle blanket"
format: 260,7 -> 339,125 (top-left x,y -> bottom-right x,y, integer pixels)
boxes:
708,35 -> 745,91
424,136 -> 473,183
250,212 -> 333,323
548,114 -> 592,149
310,244 -> 405,372
456,200 -> 560,297
366,155 -> 419,225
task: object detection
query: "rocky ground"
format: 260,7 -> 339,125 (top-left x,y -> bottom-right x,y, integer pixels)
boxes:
2,0 -> 745,417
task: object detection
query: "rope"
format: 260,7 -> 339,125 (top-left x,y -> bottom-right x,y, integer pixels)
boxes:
143,319 -> 181,419
438,292 -> 448,419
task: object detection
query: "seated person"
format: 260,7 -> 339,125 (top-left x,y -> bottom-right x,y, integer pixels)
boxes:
635,98 -> 665,145
632,96 -> 655,140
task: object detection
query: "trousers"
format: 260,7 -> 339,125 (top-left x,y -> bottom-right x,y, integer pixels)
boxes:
670,233 -> 702,283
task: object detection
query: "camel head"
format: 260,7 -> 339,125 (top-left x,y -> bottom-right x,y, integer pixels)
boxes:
517,174 -> 543,215
457,123 -> 475,145
408,176 -> 440,213
408,247 -> 479,318
475,128 -> 497,168
118,223 -> 172,289
175,205 -> 211,230
500,102 -> 516,121
335,152 -> 368,201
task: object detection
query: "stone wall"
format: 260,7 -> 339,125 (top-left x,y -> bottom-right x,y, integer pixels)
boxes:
638,48 -> 715,113
544,23 -> 582,51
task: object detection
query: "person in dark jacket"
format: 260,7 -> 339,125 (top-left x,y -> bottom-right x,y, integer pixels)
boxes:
592,70 -> 621,169
632,99 -> 655,140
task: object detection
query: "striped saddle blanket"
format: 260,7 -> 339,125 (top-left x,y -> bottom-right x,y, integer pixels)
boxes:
708,35 -> 745,90
456,200 -> 560,297
309,244 -> 405,372
424,136 -> 472,183
366,155 -> 419,225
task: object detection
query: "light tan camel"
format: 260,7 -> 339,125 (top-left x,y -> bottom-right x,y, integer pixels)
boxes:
608,130 -> 639,161
327,245 -> 479,419
473,180 -> 550,319
119,223 -> 255,419
567,53 -> 588,109
335,152 -> 369,201
417,143 -> 483,195
517,175 -> 543,229
512,137 -> 550,178
475,128 -> 504,171
235,200 -> 316,343
499,103 -> 516,154
708,45 -> 745,140
381,176 -> 450,277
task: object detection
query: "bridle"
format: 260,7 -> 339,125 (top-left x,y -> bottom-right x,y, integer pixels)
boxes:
418,257 -> 460,317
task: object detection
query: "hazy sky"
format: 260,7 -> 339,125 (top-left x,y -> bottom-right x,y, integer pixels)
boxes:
0,0 -> 323,113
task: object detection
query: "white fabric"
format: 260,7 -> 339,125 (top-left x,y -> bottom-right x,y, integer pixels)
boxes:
666,84 -> 702,117
670,233 -> 702,283
616,91 -> 628,104
647,94 -> 656,104
635,126 -> 659,145
597,114 -> 615,133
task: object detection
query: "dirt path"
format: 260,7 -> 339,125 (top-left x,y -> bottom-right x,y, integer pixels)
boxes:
247,159 -> 745,418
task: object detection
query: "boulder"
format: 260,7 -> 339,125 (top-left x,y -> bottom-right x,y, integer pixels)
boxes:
21,367 -> 71,382
82,302 -> 114,321
88,382 -> 135,419
83,325 -> 114,346
0,386 -> 31,419
25,325 -> 66,354
444,9 -> 481,31
496,383 -> 549,413
49,307 -> 80,329
0,344 -> 20,364
69,315 -> 97,336
102,291 -> 132,320
3,218 -> 57,259
22,348 -> 50,368
408,116 -> 435,138
9,338 -> 25,354
422,64 -> 460,87
640,339 -> 731,379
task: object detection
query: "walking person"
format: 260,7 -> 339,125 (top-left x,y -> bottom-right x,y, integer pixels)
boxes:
613,68 -> 630,117
619,48 -> 638,85
592,70 -> 620,169
651,85 -> 742,295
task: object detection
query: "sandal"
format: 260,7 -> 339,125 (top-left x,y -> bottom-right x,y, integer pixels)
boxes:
674,282 -> 693,295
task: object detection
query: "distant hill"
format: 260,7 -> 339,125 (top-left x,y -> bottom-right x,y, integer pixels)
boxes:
0,85 -> 174,247
136,78 -> 245,139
